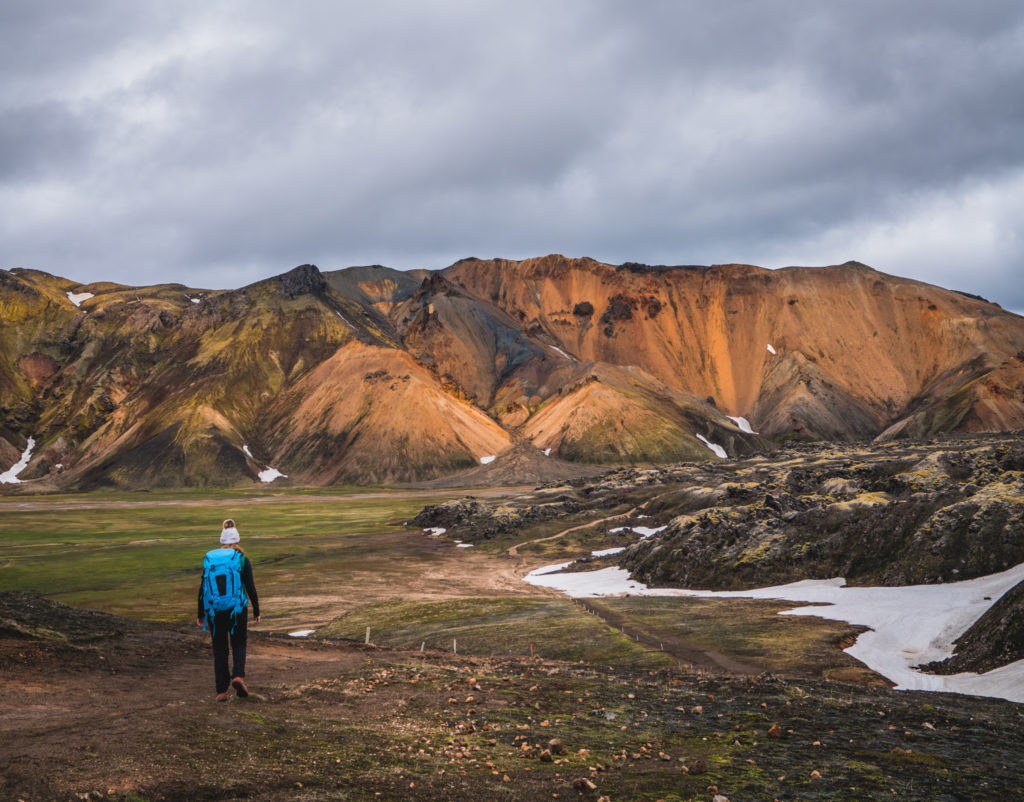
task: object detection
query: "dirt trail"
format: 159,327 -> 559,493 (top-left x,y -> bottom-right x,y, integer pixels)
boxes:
507,505 -> 644,557
0,627 -> 368,798
575,598 -> 765,675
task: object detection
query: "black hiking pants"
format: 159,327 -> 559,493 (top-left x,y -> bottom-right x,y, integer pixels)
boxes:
209,608 -> 248,694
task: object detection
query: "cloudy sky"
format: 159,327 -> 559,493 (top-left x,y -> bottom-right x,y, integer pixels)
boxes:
2,1 -> 1022,311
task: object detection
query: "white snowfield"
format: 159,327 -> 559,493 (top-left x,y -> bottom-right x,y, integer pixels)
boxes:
423,527 -> 447,537
608,525 -> 666,539
549,344 -> 572,360
726,416 -> 756,434
66,291 -> 94,307
766,343 -> 777,354
288,629 -> 315,638
695,434 -> 727,458
0,437 -> 36,484
257,467 -> 287,482
480,455 -> 496,465
524,560 -> 1024,703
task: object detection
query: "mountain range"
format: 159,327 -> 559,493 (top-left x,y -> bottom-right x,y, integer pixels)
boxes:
2,255 -> 1023,488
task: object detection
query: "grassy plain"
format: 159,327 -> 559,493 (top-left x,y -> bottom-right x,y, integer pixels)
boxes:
320,596 -> 673,667
0,486 -> 883,680
0,489 -> 458,623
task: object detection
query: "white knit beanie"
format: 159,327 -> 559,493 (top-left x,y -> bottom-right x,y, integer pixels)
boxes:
220,526 -> 240,545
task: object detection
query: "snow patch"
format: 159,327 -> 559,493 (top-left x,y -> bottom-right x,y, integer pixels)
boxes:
456,543 -> 474,548
66,291 -> 94,307
480,455 -> 496,465
631,526 -> 666,538
726,416 -> 757,434
242,445 -> 254,459
543,448 -> 552,457
335,311 -> 354,327
0,437 -> 36,484
695,434 -> 727,458
258,467 -> 287,483
766,343 -> 777,355
549,344 -> 572,360
288,629 -> 316,638
525,561 -> 575,579
424,527 -> 447,537
523,561 -> 1024,704
591,547 -> 626,558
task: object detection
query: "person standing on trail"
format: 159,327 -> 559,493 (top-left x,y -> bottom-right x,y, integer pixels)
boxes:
197,519 -> 261,701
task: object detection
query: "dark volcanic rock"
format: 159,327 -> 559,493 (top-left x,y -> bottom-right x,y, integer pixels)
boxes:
921,579 -> 1024,675
619,438 -> 1024,590
277,263 -> 327,298
412,493 -> 583,542
0,591 -> 150,641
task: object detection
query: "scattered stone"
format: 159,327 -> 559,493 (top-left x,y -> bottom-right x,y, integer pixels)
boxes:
810,770 -> 822,779
548,738 -> 566,755
539,749 -> 553,763
573,777 -> 598,791
768,724 -> 783,738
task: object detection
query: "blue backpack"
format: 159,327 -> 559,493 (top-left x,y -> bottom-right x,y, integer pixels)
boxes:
202,548 -> 247,632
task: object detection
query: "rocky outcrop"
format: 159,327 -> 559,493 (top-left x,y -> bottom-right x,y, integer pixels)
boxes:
620,439 -> 1024,589
921,579 -> 1024,675
412,493 -> 584,542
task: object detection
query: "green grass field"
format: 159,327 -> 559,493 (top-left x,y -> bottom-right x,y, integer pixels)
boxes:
0,490 -> 448,622
0,488 -> 887,681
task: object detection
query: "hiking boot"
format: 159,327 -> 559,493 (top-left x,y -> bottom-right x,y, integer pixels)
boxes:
231,676 -> 249,697
216,691 -> 230,702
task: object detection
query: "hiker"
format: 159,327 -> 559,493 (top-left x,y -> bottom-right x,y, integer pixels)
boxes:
197,519 -> 261,701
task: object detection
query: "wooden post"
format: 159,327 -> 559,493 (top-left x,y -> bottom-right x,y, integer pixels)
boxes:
365,626 -> 370,645
453,638 -> 457,655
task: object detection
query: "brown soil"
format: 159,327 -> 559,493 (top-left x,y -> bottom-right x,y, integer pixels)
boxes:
414,441 -> 607,488
0,621 -> 367,801
5,600 -> 1024,802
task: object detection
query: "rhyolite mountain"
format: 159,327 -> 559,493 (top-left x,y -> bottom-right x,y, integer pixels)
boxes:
2,255 -> 1023,489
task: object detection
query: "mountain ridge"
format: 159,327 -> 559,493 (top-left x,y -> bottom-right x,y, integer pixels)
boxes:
2,256 -> 1022,489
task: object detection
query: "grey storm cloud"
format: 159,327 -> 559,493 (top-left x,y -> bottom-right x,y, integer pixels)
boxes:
1,0 -> 1022,312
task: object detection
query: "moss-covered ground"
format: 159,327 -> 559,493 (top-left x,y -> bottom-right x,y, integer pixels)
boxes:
319,597 -> 673,667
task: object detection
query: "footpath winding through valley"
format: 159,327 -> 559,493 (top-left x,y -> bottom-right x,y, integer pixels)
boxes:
505,502 -> 765,674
